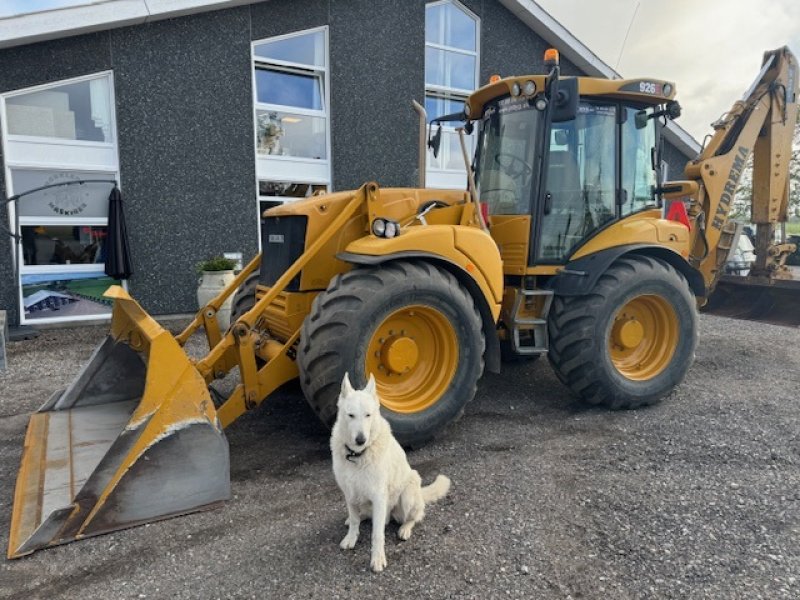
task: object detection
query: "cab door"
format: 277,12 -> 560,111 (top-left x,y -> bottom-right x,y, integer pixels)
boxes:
531,101 -> 619,265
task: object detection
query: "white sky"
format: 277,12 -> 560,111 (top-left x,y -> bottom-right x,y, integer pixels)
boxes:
536,0 -> 800,141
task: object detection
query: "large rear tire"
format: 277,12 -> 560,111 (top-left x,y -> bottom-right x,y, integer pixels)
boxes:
548,255 -> 697,409
297,261 -> 484,447
230,270 -> 260,323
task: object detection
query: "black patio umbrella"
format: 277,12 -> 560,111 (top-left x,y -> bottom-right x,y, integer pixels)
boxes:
105,185 -> 133,280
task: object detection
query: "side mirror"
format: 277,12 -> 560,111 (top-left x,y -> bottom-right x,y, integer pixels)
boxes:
666,100 -> 681,120
635,110 -> 649,129
428,124 -> 443,158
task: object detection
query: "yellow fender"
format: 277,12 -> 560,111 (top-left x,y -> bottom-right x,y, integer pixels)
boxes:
342,224 -> 504,317
340,224 -> 504,372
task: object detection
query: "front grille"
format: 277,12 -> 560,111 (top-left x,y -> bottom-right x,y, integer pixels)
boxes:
259,215 -> 308,291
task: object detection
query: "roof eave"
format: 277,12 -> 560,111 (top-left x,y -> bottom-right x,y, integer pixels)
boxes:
0,0 -> 264,50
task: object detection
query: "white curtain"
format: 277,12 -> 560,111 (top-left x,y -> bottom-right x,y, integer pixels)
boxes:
89,78 -> 112,142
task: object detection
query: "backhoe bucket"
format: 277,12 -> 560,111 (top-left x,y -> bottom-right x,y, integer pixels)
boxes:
703,275 -> 800,327
8,286 -> 230,559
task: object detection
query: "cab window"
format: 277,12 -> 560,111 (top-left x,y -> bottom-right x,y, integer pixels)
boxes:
621,106 -> 658,216
538,102 -> 617,262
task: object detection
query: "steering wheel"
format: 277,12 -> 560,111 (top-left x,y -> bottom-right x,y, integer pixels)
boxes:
495,153 -> 532,179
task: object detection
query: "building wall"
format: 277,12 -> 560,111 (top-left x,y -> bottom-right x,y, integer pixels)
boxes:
0,0 -> 696,326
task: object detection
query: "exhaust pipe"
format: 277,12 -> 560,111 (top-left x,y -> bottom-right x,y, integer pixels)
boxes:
412,100 -> 427,188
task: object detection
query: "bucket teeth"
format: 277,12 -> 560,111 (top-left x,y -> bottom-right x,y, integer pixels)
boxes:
8,287 -> 230,559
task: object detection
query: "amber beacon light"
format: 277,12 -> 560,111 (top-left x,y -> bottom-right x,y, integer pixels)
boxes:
544,48 -> 559,66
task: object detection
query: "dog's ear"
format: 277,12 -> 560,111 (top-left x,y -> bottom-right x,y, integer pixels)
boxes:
365,372 -> 377,396
340,372 -> 354,399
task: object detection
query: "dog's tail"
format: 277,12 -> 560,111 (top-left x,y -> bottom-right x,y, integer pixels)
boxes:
421,474 -> 451,504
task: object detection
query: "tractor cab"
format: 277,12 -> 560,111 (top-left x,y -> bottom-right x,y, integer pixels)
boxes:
457,53 -> 680,275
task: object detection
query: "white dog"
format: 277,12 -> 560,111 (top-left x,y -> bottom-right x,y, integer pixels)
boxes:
331,373 -> 451,572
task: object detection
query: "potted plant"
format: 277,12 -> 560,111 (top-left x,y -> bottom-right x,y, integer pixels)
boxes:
196,256 -> 238,330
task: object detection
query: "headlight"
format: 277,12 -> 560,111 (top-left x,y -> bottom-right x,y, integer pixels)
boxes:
372,218 -> 386,237
534,97 -> 548,111
663,82 -> 673,96
523,80 -> 537,96
371,218 -> 400,238
511,82 -> 521,97
384,220 -> 399,238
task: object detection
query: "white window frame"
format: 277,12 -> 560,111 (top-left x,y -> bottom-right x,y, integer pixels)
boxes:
425,0 -> 480,189
0,71 -> 122,325
251,26 -> 332,251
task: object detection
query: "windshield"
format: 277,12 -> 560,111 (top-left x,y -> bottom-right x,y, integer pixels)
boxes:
474,96 -> 542,215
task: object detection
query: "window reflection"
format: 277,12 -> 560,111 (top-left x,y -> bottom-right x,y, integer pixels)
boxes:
5,78 -> 112,142
621,107 -> 657,216
21,272 -> 119,320
255,110 -> 326,159
255,69 -> 323,110
539,103 -> 617,261
425,47 -> 476,91
253,30 -> 326,67
21,225 -> 107,266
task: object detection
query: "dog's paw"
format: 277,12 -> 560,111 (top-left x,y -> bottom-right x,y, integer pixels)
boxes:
398,523 -> 413,541
340,534 -> 358,550
370,549 -> 387,573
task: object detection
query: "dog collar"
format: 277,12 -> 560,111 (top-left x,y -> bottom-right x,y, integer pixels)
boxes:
345,445 -> 366,463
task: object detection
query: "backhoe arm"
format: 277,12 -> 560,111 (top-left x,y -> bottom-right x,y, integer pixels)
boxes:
676,46 -> 798,295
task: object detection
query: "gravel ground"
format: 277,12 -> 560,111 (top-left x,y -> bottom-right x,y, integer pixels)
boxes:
0,314 -> 799,599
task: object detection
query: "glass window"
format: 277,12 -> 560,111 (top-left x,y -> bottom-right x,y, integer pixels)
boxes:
621,107 -> 658,216
425,1 -> 477,51
258,180 -> 327,217
5,78 -> 112,143
255,109 -> 326,159
424,94 -> 465,122
1,72 -> 120,325
11,170 -> 116,218
21,225 -> 107,266
538,102 -> 618,262
425,2 -> 479,187
252,28 -> 330,170
475,97 -> 542,215
425,47 -> 477,91
21,271 -> 120,321
253,30 -> 326,67
255,69 -> 323,110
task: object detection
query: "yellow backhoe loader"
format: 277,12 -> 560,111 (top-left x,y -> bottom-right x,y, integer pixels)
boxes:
8,46 -> 798,558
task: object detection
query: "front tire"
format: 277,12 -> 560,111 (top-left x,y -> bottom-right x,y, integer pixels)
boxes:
548,255 -> 697,409
297,261 -> 484,447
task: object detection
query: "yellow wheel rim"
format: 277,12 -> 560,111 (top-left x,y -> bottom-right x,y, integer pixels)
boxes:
365,304 -> 459,414
609,294 -> 678,381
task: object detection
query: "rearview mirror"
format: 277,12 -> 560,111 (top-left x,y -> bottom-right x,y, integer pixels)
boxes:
428,124 -> 443,158
635,110 -> 649,129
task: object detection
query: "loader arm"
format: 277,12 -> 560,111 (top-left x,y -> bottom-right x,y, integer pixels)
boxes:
669,46 -> 799,296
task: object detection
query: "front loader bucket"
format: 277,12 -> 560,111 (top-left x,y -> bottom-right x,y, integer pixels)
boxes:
703,275 -> 800,327
8,286 -> 230,559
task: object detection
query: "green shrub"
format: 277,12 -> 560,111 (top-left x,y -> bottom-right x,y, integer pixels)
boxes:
197,256 -> 237,273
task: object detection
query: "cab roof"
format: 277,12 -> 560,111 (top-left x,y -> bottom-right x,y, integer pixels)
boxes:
466,76 -> 676,119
